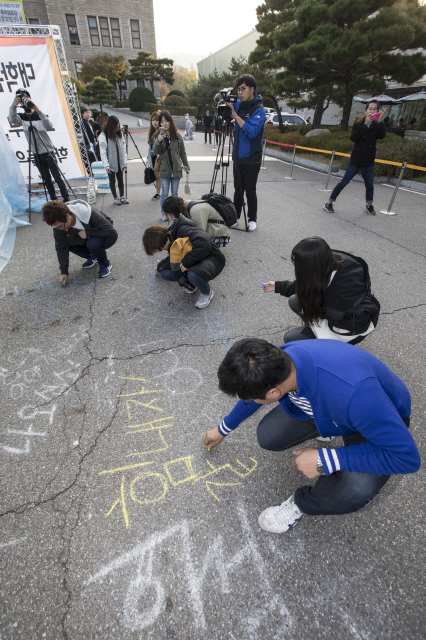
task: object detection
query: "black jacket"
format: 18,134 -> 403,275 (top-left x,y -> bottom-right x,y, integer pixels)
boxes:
53,206 -> 117,275
349,119 -> 386,167
203,115 -> 213,129
82,117 -> 95,147
275,251 -> 380,335
157,215 -> 225,281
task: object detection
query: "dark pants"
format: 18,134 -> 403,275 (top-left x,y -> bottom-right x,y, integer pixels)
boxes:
80,143 -> 96,173
257,403 -> 410,516
284,294 -> 365,345
34,153 -> 68,201
158,269 -> 210,295
68,233 -> 117,267
329,164 -> 375,204
215,131 -> 222,145
233,163 -> 261,222
204,127 -> 212,143
108,169 -> 124,198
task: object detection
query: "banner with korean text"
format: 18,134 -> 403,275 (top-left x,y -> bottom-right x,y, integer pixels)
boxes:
0,35 -> 85,182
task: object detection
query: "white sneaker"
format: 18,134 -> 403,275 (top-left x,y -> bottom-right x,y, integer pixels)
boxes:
258,495 -> 303,533
316,436 -> 335,442
113,197 -> 121,206
248,221 -> 257,231
161,214 -> 167,222
120,196 -> 129,204
195,289 -> 214,309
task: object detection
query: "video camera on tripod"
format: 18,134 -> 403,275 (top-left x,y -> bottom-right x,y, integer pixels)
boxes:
214,88 -> 238,122
16,88 -> 35,113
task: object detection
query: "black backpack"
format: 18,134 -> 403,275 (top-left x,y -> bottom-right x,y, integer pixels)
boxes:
187,193 -> 237,228
325,251 -> 381,336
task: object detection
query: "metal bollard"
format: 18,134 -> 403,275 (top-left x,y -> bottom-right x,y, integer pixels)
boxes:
285,145 -> 297,180
380,162 -> 406,216
319,151 -> 336,191
260,138 -> 267,170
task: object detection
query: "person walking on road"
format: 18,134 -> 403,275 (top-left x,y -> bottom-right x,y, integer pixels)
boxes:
323,101 -> 386,216
99,115 -> 128,206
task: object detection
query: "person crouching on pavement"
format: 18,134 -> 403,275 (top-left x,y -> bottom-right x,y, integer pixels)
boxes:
204,338 -> 420,534
42,199 -> 118,282
163,196 -> 231,248
142,216 -> 225,309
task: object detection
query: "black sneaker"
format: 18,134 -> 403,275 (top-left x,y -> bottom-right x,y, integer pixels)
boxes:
82,255 -> 98,269
366,203 -> 376,215
323,202 -> 334,213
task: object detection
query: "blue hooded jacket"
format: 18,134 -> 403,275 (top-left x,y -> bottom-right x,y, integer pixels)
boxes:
233,94 -> 266,165
217,340 -> 420,477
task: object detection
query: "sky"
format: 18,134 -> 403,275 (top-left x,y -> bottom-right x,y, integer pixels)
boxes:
153,0 -> 263,67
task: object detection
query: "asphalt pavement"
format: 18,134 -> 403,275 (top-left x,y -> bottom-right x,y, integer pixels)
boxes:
1,129 -> 425,640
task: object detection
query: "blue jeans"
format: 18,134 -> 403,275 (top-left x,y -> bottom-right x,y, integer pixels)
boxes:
329,164 -> 375,204
160,177 -> 180,214
68,233 -> 117,267
159,269 -> 210,295
256,404 -> 410,516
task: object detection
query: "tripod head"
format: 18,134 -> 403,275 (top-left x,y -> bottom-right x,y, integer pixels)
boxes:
122,124 -> 129,134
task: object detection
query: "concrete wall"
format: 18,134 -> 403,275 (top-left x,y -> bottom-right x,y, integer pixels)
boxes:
22,0 -> 157,97
197,30 -> 259,78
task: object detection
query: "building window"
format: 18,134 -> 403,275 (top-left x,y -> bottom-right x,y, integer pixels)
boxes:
27,18 -> 39,24
75,62 -> 83,79
109,18 -> 122,48
99,17 -> 111,47
87,16 -> 100,46
130,20 -> 141,49
66,14 -> 80,45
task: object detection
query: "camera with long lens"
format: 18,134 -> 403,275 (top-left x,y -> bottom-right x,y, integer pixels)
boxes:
178,274 -> 196,293
214,88 -> 238,121
16,89 -> 35,112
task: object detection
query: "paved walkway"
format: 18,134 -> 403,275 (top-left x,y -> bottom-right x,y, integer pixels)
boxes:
0,131 -> 425,640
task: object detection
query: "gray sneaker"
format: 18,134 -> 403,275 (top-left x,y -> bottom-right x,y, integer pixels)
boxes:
323,202 -> 334,213
120,196 -> 129,204
113,197 -> 121,206
258,495 -> 304,534
195,289 -> 214,309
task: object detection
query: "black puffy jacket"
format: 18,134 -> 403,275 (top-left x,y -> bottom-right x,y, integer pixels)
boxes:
157,215 -> 225,282
349,119 -> 386,167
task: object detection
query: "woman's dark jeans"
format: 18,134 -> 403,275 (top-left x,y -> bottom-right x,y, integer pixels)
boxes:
257,403 -> 410,516
108,169 -> 124,198
159,269 -> 210,295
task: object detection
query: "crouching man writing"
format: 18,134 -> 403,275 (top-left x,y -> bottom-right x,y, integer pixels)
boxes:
204,338 -> 420,533
42,200 -> 118,282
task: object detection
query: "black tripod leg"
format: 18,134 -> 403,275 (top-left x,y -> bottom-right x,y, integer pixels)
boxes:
28,124 -> 32,223
33,127 -> 76,200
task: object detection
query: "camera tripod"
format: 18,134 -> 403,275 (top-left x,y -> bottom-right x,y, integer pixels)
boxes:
210,117 -> 248,232
26,117 -> 77,222
122,124 -> 156,198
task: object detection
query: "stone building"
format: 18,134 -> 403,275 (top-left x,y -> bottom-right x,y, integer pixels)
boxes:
22,0 -> 157,97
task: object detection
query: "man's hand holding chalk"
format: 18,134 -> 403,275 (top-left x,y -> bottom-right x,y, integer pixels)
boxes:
203,427 -> 223,450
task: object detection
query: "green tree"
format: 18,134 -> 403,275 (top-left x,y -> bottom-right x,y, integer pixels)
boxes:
251,0 -> 426,130
70,73 -> 85,99
127,51 -> 174,94
81,77 -> 118,119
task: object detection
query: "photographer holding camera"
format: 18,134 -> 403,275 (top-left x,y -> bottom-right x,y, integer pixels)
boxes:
323,101 -> 386,216
10,89 -> 69,203
229,74 -> 266,232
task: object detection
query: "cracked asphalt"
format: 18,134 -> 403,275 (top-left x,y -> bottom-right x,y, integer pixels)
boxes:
1,130 -> 425,640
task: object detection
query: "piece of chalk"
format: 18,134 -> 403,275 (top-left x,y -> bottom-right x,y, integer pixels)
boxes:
261,282 -> 267,288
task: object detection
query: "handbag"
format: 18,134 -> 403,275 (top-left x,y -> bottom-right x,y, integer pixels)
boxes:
154,148 -> 168,174
184,172 -> 191,195
144,167 -> 156,185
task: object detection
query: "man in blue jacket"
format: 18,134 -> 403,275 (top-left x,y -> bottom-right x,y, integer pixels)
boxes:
230,75 -> 266,232
204,338 -> 419,533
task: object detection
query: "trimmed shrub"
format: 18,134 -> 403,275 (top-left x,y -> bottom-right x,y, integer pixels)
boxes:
114,100 -> 129,108
146,103 -> 197,116
129,86 -> 157,111
167,89 -> 186,100
417,117 -> 426,131
164,95 -> 189,107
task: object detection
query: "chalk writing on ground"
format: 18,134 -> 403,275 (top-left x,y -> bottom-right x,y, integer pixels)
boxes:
84,504 -> 293,637
99,374 -> 258,528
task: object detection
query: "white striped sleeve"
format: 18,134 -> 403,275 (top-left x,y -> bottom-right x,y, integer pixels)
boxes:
319,448 -> 340,474
218,419 -> 232,436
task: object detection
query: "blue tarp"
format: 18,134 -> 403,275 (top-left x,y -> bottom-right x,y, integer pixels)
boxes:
0,123 -> 45,273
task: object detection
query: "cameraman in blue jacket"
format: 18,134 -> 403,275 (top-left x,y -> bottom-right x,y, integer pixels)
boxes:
229,75 -> 266,232
204,338 -> 420,534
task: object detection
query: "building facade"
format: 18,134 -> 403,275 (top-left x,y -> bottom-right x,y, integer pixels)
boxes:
22,0 -> 157,97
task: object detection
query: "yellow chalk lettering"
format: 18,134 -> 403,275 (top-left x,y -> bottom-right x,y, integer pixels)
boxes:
125,398 -> 164,420
130,471 -> 168,505
205,480 -> 242,502
163,456 -> 202,486
105,475 -> 130,528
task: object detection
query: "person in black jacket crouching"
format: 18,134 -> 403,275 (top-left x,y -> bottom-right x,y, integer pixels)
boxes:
323,100 -> 386,216
262,237 -> 380,344
142,215 -> 225,309
42,200 -> 118,282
